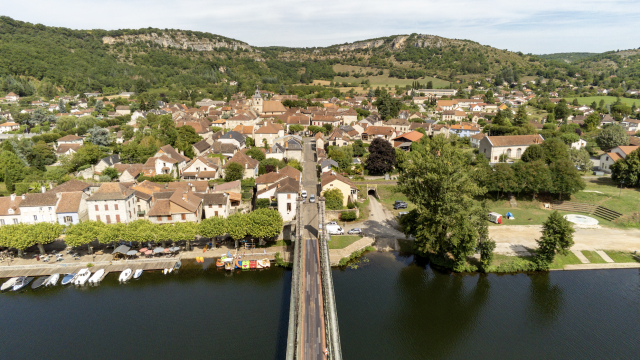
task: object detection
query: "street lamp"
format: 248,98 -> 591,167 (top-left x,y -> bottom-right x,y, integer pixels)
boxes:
619,180 -> 624,197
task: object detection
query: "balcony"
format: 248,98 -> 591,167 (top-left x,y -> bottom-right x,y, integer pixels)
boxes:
137,211 -> 145,216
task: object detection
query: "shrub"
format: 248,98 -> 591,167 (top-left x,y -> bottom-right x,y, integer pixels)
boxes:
256,198 -> 271,209
341,211 -> 357,221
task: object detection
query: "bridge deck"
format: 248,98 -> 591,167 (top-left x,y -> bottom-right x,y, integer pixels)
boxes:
300,238 -> 326,360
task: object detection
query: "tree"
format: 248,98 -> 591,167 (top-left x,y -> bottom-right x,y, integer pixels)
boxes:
28,141 -> 56,170
256,198 -> 271,209
102,167 -> 119,180
536,211 -> 574,267
95,100 -> 104,113
521,144 -> 545,162
224,162 -> 244,181
517,160 -> 552,199
227,213 -> 248,247
372,93 -> 401,120
87,125 -> 111,146
513,106 -> 528,127
541,138 -> 569,164
569,148 -> 593,173
97,222 -> 123,246
4,166 -> 14,193
559,133 -> 580,145
485,90 -> 494,104
596,125 -> 629,150
58,99 -> 65,113
550,159 -> 585,199
491,163 -> 516,199
173,222 -> 197,250
198,217 -> 228,240
246,147 -> 265,161
611,148 -> 640,186
397,136 -> 491,271
546,112 -> 555,123
554,100 -> 570,121
64,221 -> 101,252
324,188 -> 344,210
352,139 -> 366,157
247,208 -> 283,244
24,222 -> 63,255
584,112 -> 600,131
0,150 -> 26,182
286,159 -> 303,171
365,138 -> 396,175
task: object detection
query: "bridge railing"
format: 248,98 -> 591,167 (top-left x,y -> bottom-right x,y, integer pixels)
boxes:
286,198 -> 304,360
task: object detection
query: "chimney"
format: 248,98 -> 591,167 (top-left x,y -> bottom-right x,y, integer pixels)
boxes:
10,194 -> 15,201
41,185 -> 46,193
21,194 -> 26,200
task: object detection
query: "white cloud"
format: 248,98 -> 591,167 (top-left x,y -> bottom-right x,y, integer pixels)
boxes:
3,0 -> 638,53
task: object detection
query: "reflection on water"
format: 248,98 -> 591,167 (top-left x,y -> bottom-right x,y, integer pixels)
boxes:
2,255 -> 640,360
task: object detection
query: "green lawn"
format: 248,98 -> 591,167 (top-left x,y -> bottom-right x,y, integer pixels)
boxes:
581,251 -> 607,264
376,185 -> 415,216
563,96 -> 638,107
549,251 -> 583,270
604,251 -> 640,263
266,240 -> 292,248
329,235 -> 361,249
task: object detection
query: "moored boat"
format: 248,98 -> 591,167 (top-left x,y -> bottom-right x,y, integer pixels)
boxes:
119,268 -> 133,282
242,260 -> 250,270
1,277 -> 20,291
47,273 -> 60,286
249,260 -> 257,269
61,273 -> 76,285
225,261 -> 233,271
133,269 -> 143,279
12,277 -> 34,291
258,259 -> 271,268
31,276 -> 48,289
174,261 -> 181,270
74,269 -> 92,285
216,258 -> 224,267
236,259 -> 242,269
88,269 -> 105,284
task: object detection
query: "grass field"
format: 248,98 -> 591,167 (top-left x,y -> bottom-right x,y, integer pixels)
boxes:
604,251 -> 640,263
331,64 -> 450,89
563,96 -> 638,107
376,185 -> 415,216
329,235 -> 361,249
549,251 -> 583,269
582,251 -> 607,264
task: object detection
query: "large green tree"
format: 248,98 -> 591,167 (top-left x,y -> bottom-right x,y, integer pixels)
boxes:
397,136 -> 494,270
550,159 -> 585,199
198,217 -> 228,239
225,162 -> 245,181
596,125 -> 629,151
536,211 -> 575,268
247,208 -> 283,244
324,188 -> 344,210
611,148 -> 640,186
365,138 -> 396,175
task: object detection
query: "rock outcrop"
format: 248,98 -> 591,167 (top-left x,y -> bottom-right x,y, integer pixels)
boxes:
338,39 -> 384,51
102,32 -> 252,52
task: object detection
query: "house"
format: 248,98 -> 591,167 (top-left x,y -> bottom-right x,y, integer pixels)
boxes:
254,122 -> 285,146
55,144 -> 82,157
154,144 -> 191,171
57,134 -> 84,145
392,131 -> 424,151
600,146 -> 639,171
570,139 -> 588,150
470,133 -> 486,148
197,193 -> 231,219
326,129 -> 351,147
276,177 -> 300,221
86,183 -> 137,223
192,139 -> 212,157
55,192 -> 89,225
255,166 -> 301,191
621,118 -> 640,133
319,159 -> 339,174
142,155 -> 179,177
312,115 -> 342,127
217,131 -> 246,149
223,151 -> 259,179
181,156 -> 221,181
95,154 -> 121,175
19,192 -> 59,224
0,122 -> 20,133
3,92 -> 19,102
320,171 -> 358,207
0,194 -> 23,225
449,123 -> 480,138
385,118 -> 411,133
314,132 -> 325,150
115,106 -> 131,116
49,179 -> 92,195
116,164 -> 144,183
261,101 -> 287,116
361,126 -> 396,143
479,134 -> 545,162
148,190 -> 203,224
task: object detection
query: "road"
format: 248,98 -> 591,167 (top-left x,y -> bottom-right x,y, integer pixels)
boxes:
299,139 -> 326,360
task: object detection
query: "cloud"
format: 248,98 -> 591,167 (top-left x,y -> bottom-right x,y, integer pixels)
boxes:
3,0 -> 638,53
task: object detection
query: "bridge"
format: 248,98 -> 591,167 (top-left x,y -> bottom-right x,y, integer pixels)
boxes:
286,141 -> 343,360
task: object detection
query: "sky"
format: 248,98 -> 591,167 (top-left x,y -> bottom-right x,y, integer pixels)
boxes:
3,0 -> 640,54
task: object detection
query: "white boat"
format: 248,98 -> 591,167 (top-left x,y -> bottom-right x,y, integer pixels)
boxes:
258,258 -> 271,268
61,273 -> 76,285
163,268 -> 168,275
13,277 -> 34,291
88,269 -> 105,284
119,269 -> 133,282
133,269 -> 143,279
74,269 -> 92,285
1,277 -> 20,291
46,274 -> 60,287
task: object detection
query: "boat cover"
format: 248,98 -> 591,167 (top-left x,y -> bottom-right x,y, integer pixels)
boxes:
126,250 -> 138,256
112,245 -> 131,255
153,247 -> 165,253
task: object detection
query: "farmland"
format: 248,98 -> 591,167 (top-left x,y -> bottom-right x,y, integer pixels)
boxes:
563,96 -> 638,107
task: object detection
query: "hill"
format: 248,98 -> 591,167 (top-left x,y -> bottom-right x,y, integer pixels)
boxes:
538,53 -> 598,63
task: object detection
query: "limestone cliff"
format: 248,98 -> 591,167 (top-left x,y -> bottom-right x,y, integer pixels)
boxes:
102,31 -> 252,52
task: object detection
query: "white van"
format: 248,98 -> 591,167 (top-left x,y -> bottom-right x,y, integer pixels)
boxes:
326,224 -> 344,235
301,190 -> 307,200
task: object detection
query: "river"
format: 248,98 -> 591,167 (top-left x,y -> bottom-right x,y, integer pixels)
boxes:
1,253 -> 639,359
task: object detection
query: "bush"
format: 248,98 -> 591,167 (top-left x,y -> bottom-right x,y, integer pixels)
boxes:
324,188 -> 344,210
340,211 -> 357,221
256,198 -> 271,209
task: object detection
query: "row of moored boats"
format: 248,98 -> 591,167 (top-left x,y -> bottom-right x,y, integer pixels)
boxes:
1,261 -> 181,292
216,256 -> 271,270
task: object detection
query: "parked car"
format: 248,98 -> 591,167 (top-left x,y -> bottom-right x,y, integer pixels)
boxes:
347,228 -> 362,235
301,190 -> 307,200
309,194 -> 315,203
394,201 -> 408,210
398,212 -> 409,216
326,224 -> 344,235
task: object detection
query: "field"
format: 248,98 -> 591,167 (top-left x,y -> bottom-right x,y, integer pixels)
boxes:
328,235 -> 361,249
563,96 -> 638,107
376,185 -> 415,216
331,64 -> 450,89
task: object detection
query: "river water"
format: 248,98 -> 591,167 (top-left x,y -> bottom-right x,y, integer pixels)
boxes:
1,253 -> 639,359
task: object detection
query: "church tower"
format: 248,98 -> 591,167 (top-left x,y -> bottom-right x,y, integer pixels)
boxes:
251,85 -> 263,114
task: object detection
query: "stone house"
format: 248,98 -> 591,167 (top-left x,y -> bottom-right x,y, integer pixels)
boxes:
479,134 -> 545,162
86,183 -> 137,223
320,171 -> 358,207
223,151 -> 259,179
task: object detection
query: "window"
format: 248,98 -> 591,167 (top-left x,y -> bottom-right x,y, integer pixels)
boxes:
96,215 -> 100,222
209,205 -> 212,208
516,148 -> 522,158
0,219 -> 4,225
157,216 -> 162,221
287,203 -> 292,212
95,205 -> 99,211
287,194 -> 291,199
219,204 -> 222,208
48,207 -> 52,211
115,204 -> 119,210
106,215 -> 111,224
13,219 -> 18,224
116,215 -> 121,223
214,211 -> 218,217
33,215 -> 38,221
494,156 -> 497,161
181,214 -> 186,220
507,148 -> 512,158
64,216 -> 72,223
105,204 -> 109,211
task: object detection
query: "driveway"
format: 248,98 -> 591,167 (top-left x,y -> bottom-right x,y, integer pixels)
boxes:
341,195 -> 406,250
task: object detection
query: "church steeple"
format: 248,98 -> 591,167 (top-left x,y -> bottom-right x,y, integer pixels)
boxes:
253,85 -> 261,98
